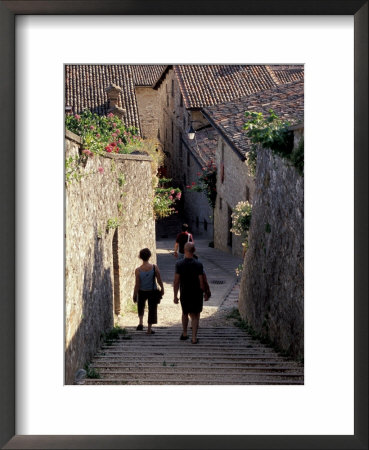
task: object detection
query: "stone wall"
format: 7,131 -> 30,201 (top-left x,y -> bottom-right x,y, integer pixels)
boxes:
65,130 -> 156,383
238,142 -> 304,358
135,86 -> 160,139
214,138 -> 255,257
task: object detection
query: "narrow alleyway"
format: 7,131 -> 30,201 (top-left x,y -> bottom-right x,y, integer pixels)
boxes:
83,219 -> 304,385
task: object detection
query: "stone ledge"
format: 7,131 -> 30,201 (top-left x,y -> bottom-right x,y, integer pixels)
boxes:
65,129 -> 83,145
103,152 -> 152,162
65,131 -> 152,162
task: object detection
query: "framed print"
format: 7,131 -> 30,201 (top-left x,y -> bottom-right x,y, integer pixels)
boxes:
0,1 -> 367,449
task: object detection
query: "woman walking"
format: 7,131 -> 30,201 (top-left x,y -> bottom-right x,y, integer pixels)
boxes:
133,248 -> 164,334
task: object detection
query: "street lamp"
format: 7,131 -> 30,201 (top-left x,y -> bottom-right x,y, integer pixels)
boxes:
187,123 -> 195,140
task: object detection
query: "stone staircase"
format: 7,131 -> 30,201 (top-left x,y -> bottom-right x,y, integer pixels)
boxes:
83,326 -> 304,385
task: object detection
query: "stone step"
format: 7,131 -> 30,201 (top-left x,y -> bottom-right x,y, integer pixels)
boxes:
94,368 -> 303,376
84,379 -> 304,385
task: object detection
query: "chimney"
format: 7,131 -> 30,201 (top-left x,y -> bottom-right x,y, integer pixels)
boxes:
106,84 -> 126,120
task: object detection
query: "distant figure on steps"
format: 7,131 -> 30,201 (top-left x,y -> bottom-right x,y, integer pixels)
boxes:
174,223 -> 194,260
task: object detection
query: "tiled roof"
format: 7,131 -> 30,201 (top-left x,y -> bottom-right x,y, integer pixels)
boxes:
173,65 -> 278,109
65,65 -> 141,133
184,126 -> 218,167
267,65 -> 304,85
202,79 -> 304,159
130,65 -> 168,86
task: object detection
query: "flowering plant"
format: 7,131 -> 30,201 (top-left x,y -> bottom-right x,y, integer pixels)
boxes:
231,201 -> 252,238
187,160 -> 217,208
154,178 -> 182,219
66,109 -> 140,156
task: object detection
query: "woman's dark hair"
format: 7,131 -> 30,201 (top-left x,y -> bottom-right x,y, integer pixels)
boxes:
181,223 -> 189,232
139,248 -> 151,261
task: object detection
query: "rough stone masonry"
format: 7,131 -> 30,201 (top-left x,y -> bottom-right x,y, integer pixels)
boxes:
239,136 -> 304,359
65,130 -> 156,384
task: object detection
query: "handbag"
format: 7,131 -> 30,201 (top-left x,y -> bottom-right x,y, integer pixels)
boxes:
152,264 -> 163,304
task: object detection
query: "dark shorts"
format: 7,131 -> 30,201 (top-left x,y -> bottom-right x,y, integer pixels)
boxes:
180,294 -> 203,315
138,290 -> 158,324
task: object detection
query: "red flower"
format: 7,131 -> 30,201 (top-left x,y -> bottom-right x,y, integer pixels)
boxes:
74,114 -> 81,120
186,185 -> 190,189
113,122 -> 117,128
176,192 -> 182,200
90,125 -> 95,130
98,167 -> 104,174
96,133 -> 101,138
169,195 -> 173,200
105,145 -> 112,153
107,113 -> 114,118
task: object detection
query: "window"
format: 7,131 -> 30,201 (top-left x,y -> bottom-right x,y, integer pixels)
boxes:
171,79 -> 174,97
166,95 -> 169,107
204,219 -> 208,231
180,94 -> 183,107
187,150 -> 191,167
171,120 -> 174,143
219,197 -> 222,210
183,117 -> 186,130
246,185 -> 250,202
196,217 -> 199,228
157,128 -> 160,139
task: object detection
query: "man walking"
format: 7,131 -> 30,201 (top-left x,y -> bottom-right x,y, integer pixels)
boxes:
173,242 -> 208,344
174,224 -> 194,260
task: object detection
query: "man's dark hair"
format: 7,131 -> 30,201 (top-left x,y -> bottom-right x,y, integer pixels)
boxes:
139,248 -> 151,261
181,223 -> 189,232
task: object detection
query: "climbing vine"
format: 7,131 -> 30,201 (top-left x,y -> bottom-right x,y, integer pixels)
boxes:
187,160 -> 217,209
154,178 -> 182,219
243,109 -> 303,174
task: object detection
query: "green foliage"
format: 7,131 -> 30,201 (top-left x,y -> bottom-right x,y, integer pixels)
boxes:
235,263 -> 244,277
187,160 -> 217,209
154,178 -> 182,219
106,217 -> 120,231
265,223 -> 271,233
84,364 -> 101,379
65,155 -> 83,184
66,109 -> 140,156
243,109 -> 301,173
290,137 -> 304,175
117,173 -> 126,187
103,326 -> 128,345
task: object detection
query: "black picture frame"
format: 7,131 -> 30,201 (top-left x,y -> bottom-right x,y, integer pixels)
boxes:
0,1 -> 367,449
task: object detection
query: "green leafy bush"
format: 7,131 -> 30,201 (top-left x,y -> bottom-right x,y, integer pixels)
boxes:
243,109 -> 302,174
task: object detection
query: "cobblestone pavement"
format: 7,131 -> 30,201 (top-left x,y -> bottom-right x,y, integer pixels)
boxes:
118,237 -> 243,330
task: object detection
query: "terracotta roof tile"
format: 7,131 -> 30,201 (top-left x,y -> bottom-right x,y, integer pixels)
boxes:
130,65 -> 168,86
202,79 -> 304,158
65,65 -> 141,133
267,65 -> 304,84
174,65 -> 278,109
